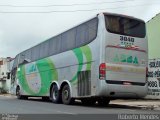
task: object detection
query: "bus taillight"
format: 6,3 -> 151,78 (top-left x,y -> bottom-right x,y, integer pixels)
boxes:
99,63 -> 106,80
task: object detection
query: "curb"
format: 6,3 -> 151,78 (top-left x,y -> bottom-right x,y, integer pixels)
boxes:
111,99 -> 160,110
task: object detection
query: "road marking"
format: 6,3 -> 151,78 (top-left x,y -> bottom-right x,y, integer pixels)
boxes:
56,110 -> 77,115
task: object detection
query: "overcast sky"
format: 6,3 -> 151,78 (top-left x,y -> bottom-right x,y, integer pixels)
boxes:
0,0 -> 160,58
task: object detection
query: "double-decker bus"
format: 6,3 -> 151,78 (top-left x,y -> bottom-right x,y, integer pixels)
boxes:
10,13 -> 148,105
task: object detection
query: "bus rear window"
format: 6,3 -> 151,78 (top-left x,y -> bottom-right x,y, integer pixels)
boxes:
105,15 -> 146,38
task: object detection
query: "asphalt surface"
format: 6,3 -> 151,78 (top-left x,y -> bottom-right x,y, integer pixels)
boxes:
0,95 -> 160,120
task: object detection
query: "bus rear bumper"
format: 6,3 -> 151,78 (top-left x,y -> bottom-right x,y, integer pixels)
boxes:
97,80 -> 148,98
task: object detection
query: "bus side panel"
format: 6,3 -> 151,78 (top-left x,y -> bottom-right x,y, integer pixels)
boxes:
17,42 -> 99,98
53,38 -> 100,98
17,61 -> 56,96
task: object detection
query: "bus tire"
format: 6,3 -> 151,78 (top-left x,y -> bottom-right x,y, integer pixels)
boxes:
97,97 -> 110,106
51,84 -> 61,103
16,86 -> 26,99
62,84 -> 74,105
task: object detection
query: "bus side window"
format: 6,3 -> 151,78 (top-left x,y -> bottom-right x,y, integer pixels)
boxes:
76,17 -> 98,48
48,35 -> 61,56
61,28 -> 76,52
76,24 -> 89,47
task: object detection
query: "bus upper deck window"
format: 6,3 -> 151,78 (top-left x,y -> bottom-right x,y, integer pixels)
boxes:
106,16 -> 120,33
105,14 -> 146,38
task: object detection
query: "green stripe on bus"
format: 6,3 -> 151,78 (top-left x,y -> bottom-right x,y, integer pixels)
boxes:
18,58 -> 58,96
46,58 -> 58,81
81,46 -> 92,70
71,46 -> 92,85
36,58 -> 58,95
18,65 -> 35,95
70,48 -> 83,83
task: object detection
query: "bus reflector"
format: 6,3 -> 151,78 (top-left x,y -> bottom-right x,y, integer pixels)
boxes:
99,63 -> 106,80
123,82 -> 132,85
123,81 -> 132,85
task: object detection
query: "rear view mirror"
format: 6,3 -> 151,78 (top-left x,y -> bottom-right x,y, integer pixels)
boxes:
7,72 -> 11,79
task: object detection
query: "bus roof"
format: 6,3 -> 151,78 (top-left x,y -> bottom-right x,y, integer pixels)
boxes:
15,12 -> 145,58
15,15 -> 97,57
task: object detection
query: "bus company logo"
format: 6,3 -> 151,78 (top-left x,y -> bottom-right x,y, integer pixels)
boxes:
26,64 -> 37,73
113,54 -> 139,64
120,36 -> 135,48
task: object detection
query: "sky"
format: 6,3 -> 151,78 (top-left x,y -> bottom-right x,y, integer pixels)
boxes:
0,0 -> 160,58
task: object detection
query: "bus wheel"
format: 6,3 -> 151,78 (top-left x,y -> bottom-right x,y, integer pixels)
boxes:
16,87 -> 23,99
97,98 -> 110,106
62,84 -> 74,105
51,84 -> 61,103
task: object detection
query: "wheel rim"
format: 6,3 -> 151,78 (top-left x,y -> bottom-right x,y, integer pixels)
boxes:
16,88 -> 20,96
63,89 -> 69,100
53,89 -> 58,100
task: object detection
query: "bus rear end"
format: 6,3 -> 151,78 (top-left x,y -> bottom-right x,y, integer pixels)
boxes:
99,13 -> 148,98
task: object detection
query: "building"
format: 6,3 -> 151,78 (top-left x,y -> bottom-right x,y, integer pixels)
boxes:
147,13 -> 160,59
0,57 -> 13,93
146,13 -> 160,99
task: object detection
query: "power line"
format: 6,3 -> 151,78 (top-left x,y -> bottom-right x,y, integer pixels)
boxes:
0,3 -> 159,13
0,0 -> 134,7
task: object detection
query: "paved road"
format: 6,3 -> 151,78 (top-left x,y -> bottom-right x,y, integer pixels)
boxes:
0,95 -> 160,120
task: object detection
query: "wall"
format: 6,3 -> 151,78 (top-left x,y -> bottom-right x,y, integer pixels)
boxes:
0,58 -> 13,93
146,13 -> 160,99
147,13 -> 160,59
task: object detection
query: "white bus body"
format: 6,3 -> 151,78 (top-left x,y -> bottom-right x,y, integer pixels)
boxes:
11,13 -> 148,105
